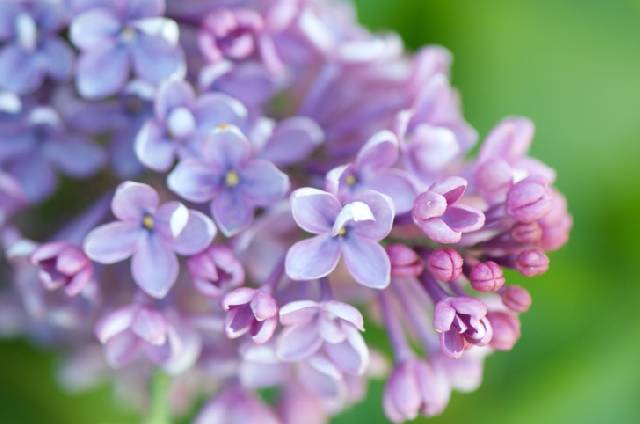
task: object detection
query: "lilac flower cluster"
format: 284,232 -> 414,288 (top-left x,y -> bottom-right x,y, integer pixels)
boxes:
0,1 -> 572,422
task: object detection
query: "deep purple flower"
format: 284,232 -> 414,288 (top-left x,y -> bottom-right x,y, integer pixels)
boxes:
187,245 -> 244,298
84,182 -> 216,298
383,358 -> 450,423
286,188 -> 394,288
0,106 -> 106,202
412,176 -> 484,244
222,287 -> 278,344
433,297 -> 493,358
70,0 -> 185,97
135,78 -> 248,171
30,241 -> 94,297
327,130 -> 416,213
276,299 -> 369,376
0,0 -> 73,94
167,125 -> 290,236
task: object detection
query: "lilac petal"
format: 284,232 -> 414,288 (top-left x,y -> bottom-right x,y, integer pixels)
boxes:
84,222 -> 142,263
285,234 -> 341,281
430,176 -> 467,204
355,130 -> 399,174
417,218 -> 461,244
132,33 -> 185,85
203,126 -> 252,168
260,117 -> 323,165
70,9 -> 121,50
442,205 -> 485,233
66,268 -> 93,297
332,201 -> 375,236
239,159 -> 289,205
131,234 -> 179,298
290,188 -> 341,234
279,300 -> 320,326
325,326 -> 369,375
479,117 -> 534,164
318,317 -> 346,344
56,248 -> 88,275
441,331 -> 466,359
276,321 -> 323,361
111,181 -> 159,222
12,155 -> 57,202
251,317 -> 277,344
406,125 -> 460,175
193,93 -> 248,133
45,135 -> 106,177
167,159 -> 221,203
250,291 -> 277,321
350,190 -> 395,241
366,169 -> 416,214
449,297 -> 487,317
342,236 -> 390,289
225,306 -> 253,338
76,45 -> 130,98
297,356 -> 344,398
324,301 -> 364,331
125,0 -> 165,19
211,190 -> 254,236
40,38 -> 74,81
104,331 -> 140,367
0,44 -> 42,94
131,308 -> 167,345
433,301 -> 456,332
155,202 -> 215,255
223,287 -> 256,309
135,121 -> 176,171
95,306 -> 135,342
154,78 -> 194,119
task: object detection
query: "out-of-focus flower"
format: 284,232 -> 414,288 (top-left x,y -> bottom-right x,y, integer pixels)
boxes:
187,245 -> 244,298
223,287 -> 278,344
30,241 -> 94,297
84,182 -> 215,298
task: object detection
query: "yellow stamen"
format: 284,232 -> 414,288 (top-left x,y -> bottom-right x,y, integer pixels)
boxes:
216,123 -> 232,131
121,27 -> 136,42
336,227 -> 347,237
225,170 -> 240,187
345,174 -> 357,186
143,215 -> 154,230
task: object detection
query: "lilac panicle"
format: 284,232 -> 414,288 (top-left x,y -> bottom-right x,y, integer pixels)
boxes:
0,1 -> 571,422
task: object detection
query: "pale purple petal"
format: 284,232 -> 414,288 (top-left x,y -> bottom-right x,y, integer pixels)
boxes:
297,356 -> 344,398
111,181 -> 159,222
366,169 -> 416,214
325,326 -> 369,375
193,93 -> 248,133
70,9 -> 121,50
324,301 -> 364,331
416,218 -> 461,244
225,307 -> 253,338
167,159 -> 221,203
211,190 -> 254,236
351,190 -> 395,241
203,126 -> 252,168
442,205 -> 485,233
278,300 -> 320,326
276,321 -> 323,361
131,308 -> 167,345
441,331 -> 465,359
239,159 -> 289,205
433,301 -> 456,332
132,33 -> 185,85
154,78 -> 194,119
76,45 -> 130,98
168,210 -> 216,255
95,306 -> 135,343
290,188 -> 341,234
223,287 -> 256,309
131,234 -> 179,298
104,331 -> 140,367
332,201 -> 374,236
125,0 -> 165,19
285,234 -> 341,281
341,236 -> 390,289
40,38 -> 74,81
0,45 -> 42,94
84,222 -> 142,263
479,117 -> 534,164
250,291 -> 277,321
430,176 -> 467,204
135,121 -> 176,171
355,130 -> 399,173
11,155 -> 57,202
252,318 -> 277,344
260,117 -> 323,165
45,135 -> 106,177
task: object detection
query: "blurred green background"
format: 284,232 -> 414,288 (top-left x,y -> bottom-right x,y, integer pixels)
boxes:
2,0 -> 640,422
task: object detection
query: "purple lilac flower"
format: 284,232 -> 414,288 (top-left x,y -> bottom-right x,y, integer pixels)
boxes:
276,299 -> 369,376
433,297 -> 493,358
167,125 -> 290,236
285,188 -> 394,288
412,176 -> 484,244
222,287 -> 278,344
0,0 -> 73,94
84,182 -> 216,298
0,106 -> 106,202
327,130 -> 416,213
251,116 -> 324,166
195,385 -> 280,424
187,244 -> 244,298
70,0 -> 185,98
135,78 -> 248,171
30,241 -> 94,297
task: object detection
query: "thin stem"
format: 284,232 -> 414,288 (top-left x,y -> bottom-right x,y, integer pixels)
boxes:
419,271 -> 448,302
319,277 -> 333,300
378,290 -> 412,363
145,371 -> 171,424
264,255 -> 286,291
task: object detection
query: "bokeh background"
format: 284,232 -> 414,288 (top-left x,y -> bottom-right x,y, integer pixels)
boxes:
2,0 -> 640,422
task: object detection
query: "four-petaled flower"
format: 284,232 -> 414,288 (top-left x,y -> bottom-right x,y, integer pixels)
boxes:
412,176 -> 484,244
433,297 -> 493,358
168,125 -> 290,236
286,188 -> 394,288
84,182 -> 216,298
222,287 -> 278,344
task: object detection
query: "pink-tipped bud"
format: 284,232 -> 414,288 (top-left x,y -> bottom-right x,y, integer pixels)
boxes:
426,248 -> 463,282
500,285 -> 532,313
506,175 -> 551,223
515,248 -> 549,277
510,222 -> 542,243
387,244 -> 424,278
469,261 -> 505,292
486,311 -> 521,351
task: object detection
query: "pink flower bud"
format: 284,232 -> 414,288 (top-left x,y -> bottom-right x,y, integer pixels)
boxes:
486,311 -> 521,351
426,248 -> 463,282
500,285 -> 532,313
469,261 -> 505,292
515,248 -> 549,277
387,244 -> 423,278
510,222 -> 542,243
506,175 -> 551,223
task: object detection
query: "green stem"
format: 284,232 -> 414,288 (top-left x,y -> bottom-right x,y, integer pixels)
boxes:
145,371 -> 171,424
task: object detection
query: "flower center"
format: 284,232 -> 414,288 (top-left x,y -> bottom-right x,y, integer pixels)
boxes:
225,170 -> 240,187
336,226 -> 347,237
345,174 -> 357,186
216,123 -> 232,131
120,26 -> 137,43
142,213 -> 154,230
